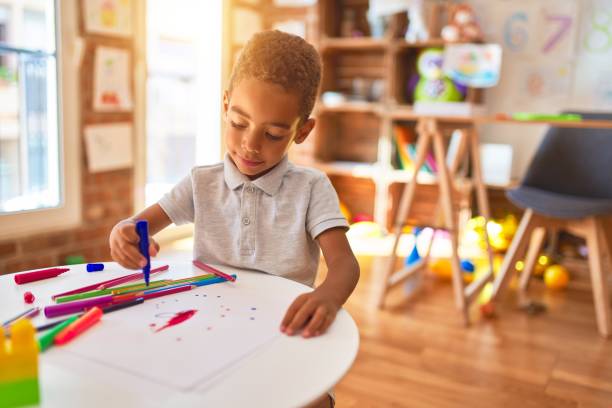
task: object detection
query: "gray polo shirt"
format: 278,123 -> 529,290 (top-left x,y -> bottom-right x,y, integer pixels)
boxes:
158,154 -> 349,287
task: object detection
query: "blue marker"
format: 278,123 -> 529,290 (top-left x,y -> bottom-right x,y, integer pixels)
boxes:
135,220 -> 151,286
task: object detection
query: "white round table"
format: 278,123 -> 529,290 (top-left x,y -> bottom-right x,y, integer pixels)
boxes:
0,262 -> 359,407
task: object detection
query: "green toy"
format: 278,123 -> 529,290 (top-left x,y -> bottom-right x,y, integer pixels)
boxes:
414,48 -> 463,103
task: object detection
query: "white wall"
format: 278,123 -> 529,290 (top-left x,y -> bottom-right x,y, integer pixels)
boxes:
469,0 -> 612,178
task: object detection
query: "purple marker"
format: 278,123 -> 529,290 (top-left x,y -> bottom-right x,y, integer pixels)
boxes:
44,295 -> 114,318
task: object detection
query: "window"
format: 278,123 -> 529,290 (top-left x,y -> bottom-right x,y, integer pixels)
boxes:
144,0 -> 222,207
0,1 -> 80,238
0,1 -> 58,213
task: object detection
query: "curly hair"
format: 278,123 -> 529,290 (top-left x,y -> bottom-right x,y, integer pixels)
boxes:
228,30 -> 322,122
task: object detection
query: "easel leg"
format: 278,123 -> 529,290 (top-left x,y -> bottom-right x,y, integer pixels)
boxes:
431,125 -> 468,325
375,122 -> 433,309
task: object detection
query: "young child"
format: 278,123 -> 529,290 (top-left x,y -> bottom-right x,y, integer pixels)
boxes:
109,30 -> 360,341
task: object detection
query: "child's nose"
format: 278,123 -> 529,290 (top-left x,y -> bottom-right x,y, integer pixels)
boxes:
243,131 -> 262,154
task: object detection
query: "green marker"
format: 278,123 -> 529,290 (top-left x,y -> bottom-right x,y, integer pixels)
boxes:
55,280 -> 171,303
512,112 -> 582,122
38,315 -> 79,352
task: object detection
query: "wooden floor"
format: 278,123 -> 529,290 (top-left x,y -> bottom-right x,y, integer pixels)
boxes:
326,255 -> 612,408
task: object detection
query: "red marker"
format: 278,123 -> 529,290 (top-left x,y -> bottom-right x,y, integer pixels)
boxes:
14,268 -> 70,284
142,285 -> 193,300
192,260 -> 236,282
54,306 -> 103,345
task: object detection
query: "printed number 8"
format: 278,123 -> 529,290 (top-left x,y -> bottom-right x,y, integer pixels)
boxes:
585,10 -> 612,53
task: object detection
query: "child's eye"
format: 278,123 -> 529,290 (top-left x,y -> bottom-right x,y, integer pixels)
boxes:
265,132 -> 284,141
230,121 -> 247,130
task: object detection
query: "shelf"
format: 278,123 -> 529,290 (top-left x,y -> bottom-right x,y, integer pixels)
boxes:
319,37 -> 387,51
391,39 -> 476,50
316,101 -> 383,115
310,161 -> 380,180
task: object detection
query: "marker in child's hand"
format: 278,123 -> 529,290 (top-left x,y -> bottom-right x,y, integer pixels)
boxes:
135,220 -> 151,286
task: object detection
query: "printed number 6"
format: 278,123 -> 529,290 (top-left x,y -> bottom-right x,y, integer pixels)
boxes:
504,12 -> 529,52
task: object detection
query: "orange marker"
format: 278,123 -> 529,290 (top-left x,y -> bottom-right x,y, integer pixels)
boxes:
54,306 -> 103,345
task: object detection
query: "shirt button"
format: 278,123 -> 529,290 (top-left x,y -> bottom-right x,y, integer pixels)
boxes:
242,217 -> 250,225
247,186 -> 255,193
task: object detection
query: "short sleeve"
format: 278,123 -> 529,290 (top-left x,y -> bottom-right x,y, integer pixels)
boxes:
306,174 -> 349,239
158,174 -> 195,225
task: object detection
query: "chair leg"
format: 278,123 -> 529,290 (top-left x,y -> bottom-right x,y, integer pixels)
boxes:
518,226 -> 547,295
491,209 -> 537,300
585,217 -> 611,338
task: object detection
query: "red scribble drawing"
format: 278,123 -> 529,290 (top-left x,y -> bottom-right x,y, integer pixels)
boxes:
155,309 -> 197,333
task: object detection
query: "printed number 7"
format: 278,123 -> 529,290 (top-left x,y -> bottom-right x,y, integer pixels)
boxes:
542,14 -> 572,53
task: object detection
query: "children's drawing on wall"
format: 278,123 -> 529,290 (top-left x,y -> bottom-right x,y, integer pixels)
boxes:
93,46 -> 132,112
572,60 -> 612,108
443,44 -> 502,88
84,123 -> 133,173
84,0 -> 133,37
580,2 -> 612,56
520,62 -> 572,102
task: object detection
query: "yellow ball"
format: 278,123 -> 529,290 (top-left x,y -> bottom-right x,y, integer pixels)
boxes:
544,264 -> 569,290
429,258 -> 452,280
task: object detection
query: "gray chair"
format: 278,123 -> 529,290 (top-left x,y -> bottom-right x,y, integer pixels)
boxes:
492,112 -> 612,337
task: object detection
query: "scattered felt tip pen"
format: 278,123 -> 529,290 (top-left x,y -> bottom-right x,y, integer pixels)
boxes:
38,315 -> 79,352
86,263 -> 105,272
192,260 -> 236,282
135,220 -> 151,286
2,307 -> 41,327
54,306 -> 103,346
14,267 -> 70,284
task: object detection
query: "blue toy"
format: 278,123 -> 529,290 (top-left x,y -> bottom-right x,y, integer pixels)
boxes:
405,227 -> 423,267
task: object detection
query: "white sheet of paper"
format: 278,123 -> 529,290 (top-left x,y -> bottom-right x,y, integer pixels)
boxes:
480,143 -> 513,186
83,0 -> 133,37
84,123 -> 133,173
54,273 -> 296,391
93,46 -> 133,112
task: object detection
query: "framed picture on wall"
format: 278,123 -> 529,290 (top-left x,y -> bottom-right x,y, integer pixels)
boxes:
93,46 -> 133,112
83,0 -> 133,38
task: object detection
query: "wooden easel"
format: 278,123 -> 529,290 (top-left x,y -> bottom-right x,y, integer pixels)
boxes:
375,117 -> 494,325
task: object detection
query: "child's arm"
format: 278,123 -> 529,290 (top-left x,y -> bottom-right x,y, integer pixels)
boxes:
109,203 -> 171,269
280,228 -> 359,338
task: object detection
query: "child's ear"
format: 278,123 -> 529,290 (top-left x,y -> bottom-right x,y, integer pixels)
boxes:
223,90 -> 230,114
294,118 -> 315,144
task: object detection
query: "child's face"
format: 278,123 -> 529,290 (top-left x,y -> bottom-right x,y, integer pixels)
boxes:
223,78 -> 315,179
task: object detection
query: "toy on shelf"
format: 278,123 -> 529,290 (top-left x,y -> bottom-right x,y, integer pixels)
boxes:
405,0 -> 429,42
440,4 -> 483,43
0,319 -> 40,408
413,48 -> 464,103
368,0 -> 429,41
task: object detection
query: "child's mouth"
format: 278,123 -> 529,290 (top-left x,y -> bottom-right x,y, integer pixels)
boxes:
239,156 -> 263,168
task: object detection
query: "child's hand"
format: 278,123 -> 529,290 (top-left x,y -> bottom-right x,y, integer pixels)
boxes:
280,289 -> 340,338
109,220 -> 159,269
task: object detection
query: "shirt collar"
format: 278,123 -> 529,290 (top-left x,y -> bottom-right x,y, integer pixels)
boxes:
224,153 -> 289,196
